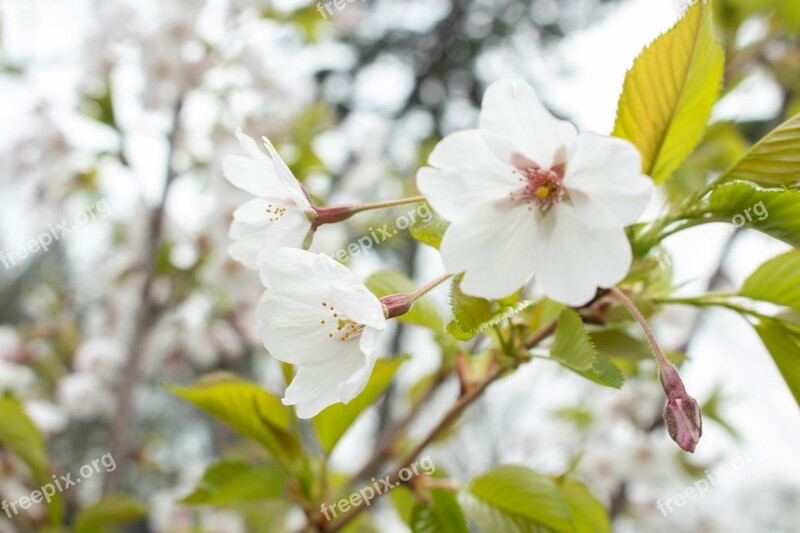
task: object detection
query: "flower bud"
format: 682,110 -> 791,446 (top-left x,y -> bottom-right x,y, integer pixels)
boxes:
659,364 -> 702,453
380,294 -> 413,319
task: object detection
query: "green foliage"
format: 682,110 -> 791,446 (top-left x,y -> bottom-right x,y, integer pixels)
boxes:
411,489 -> 469,533
714,113 -> 800,188
0,396 -> 49,481
709,181 -> 800,249
740,250 -> 800,309
410,205 -> 450,250
169,374 -> 300,461
73,495 -> 148,533
550,310 -> 626,389
182,461 -> 287,505
312,357 -> 407,453
613,2 -> 724,183
459,466 -> 609,533
754,319 -> 800,405
448,277 -> 533,341
365,271 -> 444,331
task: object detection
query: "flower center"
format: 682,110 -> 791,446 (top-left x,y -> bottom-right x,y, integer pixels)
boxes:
266,203 -> 288,223
509,162 -> 568,213
320,301 -> 365,342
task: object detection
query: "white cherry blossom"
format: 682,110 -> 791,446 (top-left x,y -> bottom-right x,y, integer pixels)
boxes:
417,79 -> 653,306
257,248 -> 386,418
223,130 -> 314,269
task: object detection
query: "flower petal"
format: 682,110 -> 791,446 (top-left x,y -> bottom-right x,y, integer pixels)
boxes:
330,283 -> 386,330
417,130 -> 519,224
533,204 -> 633,306
258,209 -> 313,258
564,133 -> 653,227
480,79 -> 577,169
282,345 -> 372,419
439,207 -> 541,299
262,136 -> 311,210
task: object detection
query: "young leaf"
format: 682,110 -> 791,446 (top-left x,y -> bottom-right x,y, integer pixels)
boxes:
313,357 -> 407,453
0,397 -> 50,481
715,113 -> 800,188
613,2 -> 724,183
574,355 -> 626,390
461,466 -> 574,533
366,271 -> 444,331
740,250 -> 800,309
411,489 -> 469,533
74,495 -> 148,533
410,204 -> 450,250
448,276 -> 533,341
551,309 -> 597,371
181,461 -> 287,505
169,376 -> 300,460
559,478 -> 611,533
709,181 -> 800,249
754,319 -> 800,406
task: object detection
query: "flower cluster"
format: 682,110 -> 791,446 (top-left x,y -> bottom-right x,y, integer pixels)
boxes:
227,79 -> 700,456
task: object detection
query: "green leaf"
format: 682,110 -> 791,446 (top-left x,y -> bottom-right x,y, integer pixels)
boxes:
74,495 -> 147,533
411,489 -> 469,533
550,310 -> 597,371
182,461 -> 287,505
0,397 -> 49,481
574,355 -> 626,389
740,250 -> 800,309
313,358 -> 406,453
613,2 -> 724,183
448,277 -> 533,341
462,466 -> 574,533
559,478 -> 610,533
365,271 -> 444,331
169,375 -> 300,460
754,319 -> 800,406
590,329 -> 651,361
709,181 -> 800,249
714,113 -> 800,188
410,204 -> 450,250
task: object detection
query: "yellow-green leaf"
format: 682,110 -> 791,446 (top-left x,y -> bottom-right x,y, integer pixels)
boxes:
740,250 -> 800,309
715,113 -> 800,188
613,2 -> 724,183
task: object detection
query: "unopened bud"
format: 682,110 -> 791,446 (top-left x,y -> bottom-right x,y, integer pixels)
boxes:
659,363 -> 702,453
380,294 -> 413,319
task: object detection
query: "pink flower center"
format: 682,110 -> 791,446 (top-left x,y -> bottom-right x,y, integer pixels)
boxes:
510,162 -> 568,212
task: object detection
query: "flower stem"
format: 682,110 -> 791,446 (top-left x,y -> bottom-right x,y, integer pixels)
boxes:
409,273 -> 452,302
347,195 -> 427,215
609,286 -> 670,369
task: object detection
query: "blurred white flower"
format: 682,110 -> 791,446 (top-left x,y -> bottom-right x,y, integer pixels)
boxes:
223,130 -> 313,269
24,400 -> 68,435
73,337 -> 127,383
0,326 -> 22,362
56,373 -> 116,421
0,360 -> 35,396
257,248 -> 386,418
418,79 -> 653,305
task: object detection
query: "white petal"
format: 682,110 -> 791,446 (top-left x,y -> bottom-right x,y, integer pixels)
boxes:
258,292 -> 359,366
262,136 -> 311,209
222,155 -> 280,197
417,130 -> 519,224
330,283 -> 386,330
282,345 -> 372,419
228,238 -> 263,270
258,248 -> 322,297
480,79 -> 577,169
258,209 -> 313,257
440,208 -> 541,299
564,133 -> 653,227
534,204 -> 633,306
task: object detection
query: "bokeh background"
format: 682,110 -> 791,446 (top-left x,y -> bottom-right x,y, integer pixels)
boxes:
1,0 -> 799,531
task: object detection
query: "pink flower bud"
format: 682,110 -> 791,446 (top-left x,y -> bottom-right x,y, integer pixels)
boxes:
660,364 -> 702,453
380,294 -> 413,319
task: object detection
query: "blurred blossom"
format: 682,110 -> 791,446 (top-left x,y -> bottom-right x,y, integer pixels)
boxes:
24,400 -> 68,435
0,326 -> 22,362
0,360 -> 36,396
56,373 -> 116,421
73,337 -> 127,383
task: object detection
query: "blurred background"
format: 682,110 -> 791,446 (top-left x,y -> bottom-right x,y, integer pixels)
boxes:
0,0 -> 799,531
